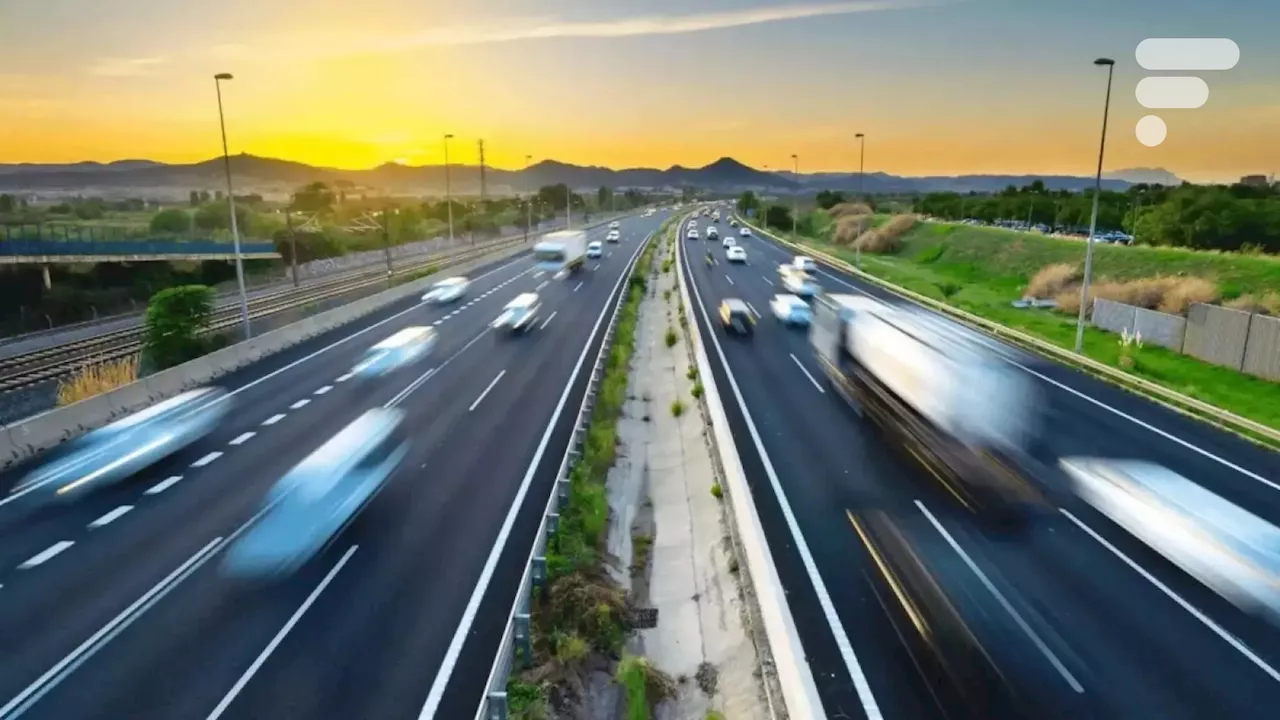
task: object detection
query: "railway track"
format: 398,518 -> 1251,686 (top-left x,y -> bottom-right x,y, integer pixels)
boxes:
0,238 -> 525,394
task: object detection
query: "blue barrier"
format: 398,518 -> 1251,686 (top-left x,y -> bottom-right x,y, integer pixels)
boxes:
0,239 -> 279,258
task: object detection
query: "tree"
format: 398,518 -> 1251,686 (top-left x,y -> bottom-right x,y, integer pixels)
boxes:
193,202 -> 251,232
189,190 -> 200,207
765,204 -> 793,230
291,181 -> 336,214
597,186 -> 612,209
199,190 -> 211,203
736,191 -> 760,216
144,285 -> 215,369
815,189 -> 847,210
0,194 -> 14,214
537,184 -> 571,212
149,208 -> 191,234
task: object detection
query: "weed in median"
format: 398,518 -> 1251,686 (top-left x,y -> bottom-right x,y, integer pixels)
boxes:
710,482 -> 723,499
691,382 -> 704,399
507,679 -> 549,720
617,654 -> 677,720
671,399 -> 685,417
665,328 -> 678,347
57,354 -> 140,406
686,365 -> 698,380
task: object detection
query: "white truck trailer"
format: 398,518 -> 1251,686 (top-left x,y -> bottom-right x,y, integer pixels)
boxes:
534,230 -> 589,275
811,294 -> 1046,522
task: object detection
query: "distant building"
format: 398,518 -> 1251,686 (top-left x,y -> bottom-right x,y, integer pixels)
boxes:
1240,174 -> 1270,187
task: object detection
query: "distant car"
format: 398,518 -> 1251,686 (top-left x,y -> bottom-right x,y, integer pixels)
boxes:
606,230 -> 621,243
726,246 -> 747,263
706,226 -> 719,240
730,219 -> 739,228
718,299 -> 755,336
609,221 -> 620,229
781,269 -> 820,299
793,256 -> 818,273
687,228 -> 700,240
770,294 -> 813,326
223,408 -> 409,578
587,241 -> 603,258
722,236 -> 736,249
493,293 -> 542,332
739,227 -> 751,237
422,276 -> 469,304
352,326 -> 437,379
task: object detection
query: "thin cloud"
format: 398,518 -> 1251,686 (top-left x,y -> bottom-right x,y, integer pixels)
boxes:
89,57 -> 166,77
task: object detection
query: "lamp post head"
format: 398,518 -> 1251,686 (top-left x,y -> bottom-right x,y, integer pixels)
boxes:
214,73 -> 233,80
444,133 -> 454,140
856,132 -> 865,138
1094,57 -> 1115,66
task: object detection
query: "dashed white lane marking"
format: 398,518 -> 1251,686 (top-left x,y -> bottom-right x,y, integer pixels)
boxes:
592,264 -> 600,271
145,476 -> 183,495
314,385 -> 333,395
433,320 -> 443,326
262,414 -> 286,426
540,312 -> 557,330
19,541 -> 74,569
447,311 -> 459,318
762,276 -> 774,285
335,373 -> 353,383
573,282 -> 584,292
790,353 -> 826,393
469,370 -> 506,412
725,275 -> 735,285
289,399 -> 310,410
191,451 -> 223,468
88,506 -> 133,529
746,302 -> 761,319
229,432 -> 255,446
536,280 -> 548,292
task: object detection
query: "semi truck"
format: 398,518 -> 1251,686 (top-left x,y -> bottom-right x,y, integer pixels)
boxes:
534,230 -> 589,275
810,294 -> 1046,523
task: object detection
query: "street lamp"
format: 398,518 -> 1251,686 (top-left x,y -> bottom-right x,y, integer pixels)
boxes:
855,133 -> 866,200
524,154 -> 533,242
443,133 -> 455,244
213,72 -> 251,340
1074,57 -> 1116,354
791,154 -> 799,239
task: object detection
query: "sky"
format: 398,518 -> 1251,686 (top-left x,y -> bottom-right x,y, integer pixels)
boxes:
0,0 -> 1276,183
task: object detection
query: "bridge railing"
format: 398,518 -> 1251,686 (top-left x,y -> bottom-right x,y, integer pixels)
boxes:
0,239 -> 279,257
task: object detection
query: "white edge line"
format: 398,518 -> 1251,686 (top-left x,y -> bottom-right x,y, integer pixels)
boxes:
679,217 -> 879,717
205,546 -> 358,720
468,370 -> 507,412
789,353 -> 825,394
422,227 -> 651,719
915,500 -> 1084,693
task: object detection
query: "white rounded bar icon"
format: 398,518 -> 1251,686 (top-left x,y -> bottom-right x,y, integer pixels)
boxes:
1136,77 -> 1209,109
1136,38 -> 1240,71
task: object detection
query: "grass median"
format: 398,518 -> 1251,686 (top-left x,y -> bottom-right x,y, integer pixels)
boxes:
775,217 -> 1280,432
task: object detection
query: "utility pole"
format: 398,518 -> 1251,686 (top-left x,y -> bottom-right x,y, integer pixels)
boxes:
382,207 -> 395,282
285,209 -> 299,287
478,139 -> 487,202
525,154 -> 533,243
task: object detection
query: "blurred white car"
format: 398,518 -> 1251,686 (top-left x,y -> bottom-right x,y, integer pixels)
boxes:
781,269 -> 820,298
351,326 -> 437,379
722,236 -> 736,249
726,246 -> 747,263
606,230 -> 621,243
686,228 -> 700,240
587,240 -> 603,258
706,226 -> 720,240
770,293 -> 814,325
739,227 -> 751,237
793,256 -> 818,273
422,276 -> 469,304
493,293 -> 542,332
609,221 -> 620,229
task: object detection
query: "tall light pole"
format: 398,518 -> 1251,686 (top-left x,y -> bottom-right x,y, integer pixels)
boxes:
443,133 -> 455,244
855,133 -> 866,200
1074,57 -> 1116,354
214,72 -> 251,340
791,154 -> 799,239
524,154 -> 533,242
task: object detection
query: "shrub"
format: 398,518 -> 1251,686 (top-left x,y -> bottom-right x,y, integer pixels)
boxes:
1052,275 -> 1219,316
686,366 -> 698,380
149,208 -> 191,234
665,328 -> 678,347
616,655 -> 677,720
691,382 -> 703,399
853,214 -> 917,254
710,482 -> 723,499
143,285 -> 216,369
56,355 -> 139,406
671,399 -> 685,417
1026,263 -> 1082,299
1226,291 -> 1280,315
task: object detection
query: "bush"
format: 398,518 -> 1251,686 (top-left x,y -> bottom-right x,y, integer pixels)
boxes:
764,204 -> 793,231
710,482 -> 723,499
665,328 -> 678,347
1226,291 -> 1280,315
56,355 -> 140,406
686,366 -> 698,380
671,399 -> 685,417
1052,274 -> 1220,316
691,382 -> 703,399
149,208 -> 191,234
1026,262 -> 1082,299
853,214 -> 917,254
144,285 -> 215,369
616,655 -> 676,720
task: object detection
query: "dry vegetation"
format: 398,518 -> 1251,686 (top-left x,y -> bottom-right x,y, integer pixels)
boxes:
1226,292 -> 1280,315
56,355 -> 140,406
1026,263 -> 1221,316
830,210 -> 919,254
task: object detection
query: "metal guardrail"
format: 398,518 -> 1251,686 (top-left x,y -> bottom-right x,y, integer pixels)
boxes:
0,239 -> 279,257
472,227 -> 658,720
742,217 -> 1280,449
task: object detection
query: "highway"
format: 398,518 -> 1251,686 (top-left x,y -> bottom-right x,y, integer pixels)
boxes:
679,213 -> 1280,719
0,211 -> 669,720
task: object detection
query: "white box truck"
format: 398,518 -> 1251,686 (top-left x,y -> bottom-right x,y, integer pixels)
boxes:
534,230 -> 589,275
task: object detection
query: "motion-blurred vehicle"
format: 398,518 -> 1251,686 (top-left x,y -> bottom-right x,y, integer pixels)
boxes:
606,229 -> 621,243
534,230 -> 589,275
770,294 -> 813,326
730,219 -> 739,228
12,387 -> 231,502
609,220 -> 620,230
222,408 -> 409,577
726,246 -> 747,263
792,255 -> 818,273
811,296 -> 1045,524
687,228 -> 700,240
706,225 -> 719,240
781,268 -> 820,299
722,236 -> 736,249
421,276 -> 469,304
587,240 -> 603,258
493,293 -> 542,333
718,299 -> 755,337
712,210 -> 721,222
351,326 -> 437,379
739,227 -> 751,237
1061,457 -> 1280,621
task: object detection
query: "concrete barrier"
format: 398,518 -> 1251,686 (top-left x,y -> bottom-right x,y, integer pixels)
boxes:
144,367 -> 188,399
1134,306 -> 1187,351
9,395 -> 114,455
106,384 -> 154,417
1243,314 -> 1280,382
1184,303 -> 1251,370
0,427 -> 19,468
1091,298 -> 1137,335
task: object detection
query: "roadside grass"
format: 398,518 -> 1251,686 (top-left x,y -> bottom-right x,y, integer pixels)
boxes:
785,219 -> 1280,430
56,354 -> 140,406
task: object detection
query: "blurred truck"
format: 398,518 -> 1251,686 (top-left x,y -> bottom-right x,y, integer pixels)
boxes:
534,230 -> 588,275
811,294 -> 1046,523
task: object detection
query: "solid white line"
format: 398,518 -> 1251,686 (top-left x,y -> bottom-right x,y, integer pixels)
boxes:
145,476 -> 183,495
261,414 -> 286,426
18,541 -> 74,569
289,399 -> 310,410
314,385 -> 333,395
573,281 -> 584,292
1060,508 -> 1280,682
228,432 -> 255,446
762,276 -> 773,285
789,354 -> 825,394
469,371 -> 506,412
88,505 -> 133,529
205,546 -> 358,720
540,312 -> 557,330
746,302 -> 761,319
335,373 -> 354,383
419,231 -> 651,719
190,451 -> 222,468
916,501 -> 1084,693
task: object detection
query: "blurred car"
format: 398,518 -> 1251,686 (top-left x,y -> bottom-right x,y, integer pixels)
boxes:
687,228 -> 700,240
706,226 -> 720,240
609,220 -> 620,229
421,276 -> 469,304
606,230 -> 621,243
223,408 -> 409,577
739,227 -> 751,237
718,299 -> 755,336
351,326 -> 437,379
587,240 -> 603,258
781,269 -> 821,298
493,293 -> 542,332
792,256 -> 818,273
1062,457 -> 1280,622
726,246 -> 747,263
730,219 -> 739,228
770,293 -> 813,326
11,387 -> 231,502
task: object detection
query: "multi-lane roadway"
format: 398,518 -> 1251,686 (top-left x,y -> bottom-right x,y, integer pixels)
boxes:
680,214 -> 1280,719
0,211 -> 668,720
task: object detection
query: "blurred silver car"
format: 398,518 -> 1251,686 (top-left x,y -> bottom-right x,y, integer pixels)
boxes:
350,326 -> 437,379
223,408 -> 409,577
11,387 -> 231,501
422,276 -> 469,304
781,269 -> 820,299
770,293 -> 813,326
492,293 -> 542,332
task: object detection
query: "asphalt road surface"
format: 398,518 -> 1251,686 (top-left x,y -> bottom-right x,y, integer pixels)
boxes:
0,211 -> 669,720
680,213 -> 1280,720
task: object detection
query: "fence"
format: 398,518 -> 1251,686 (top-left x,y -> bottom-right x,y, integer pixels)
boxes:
1091,298 -> 1280,381
0,238 -> 278,258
